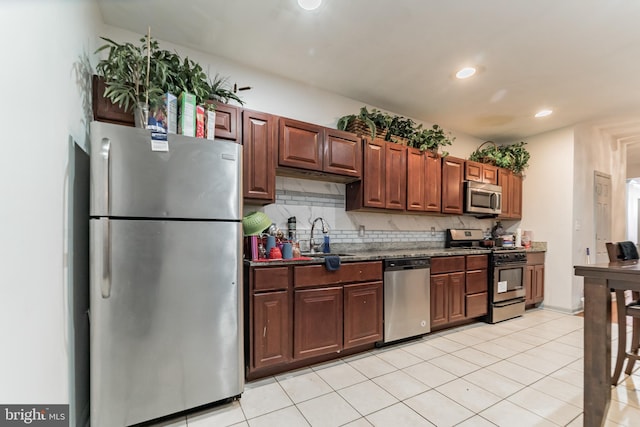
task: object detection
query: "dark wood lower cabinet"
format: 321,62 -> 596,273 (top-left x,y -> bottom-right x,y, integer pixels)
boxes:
343,281 -> 383,349
430,272 -> 465,327
253,291 -> 291,370
294,287 -> 343,360
525,252 -> 545,307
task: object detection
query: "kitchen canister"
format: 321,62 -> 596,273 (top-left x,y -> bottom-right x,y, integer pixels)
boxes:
282,242 -> 293,259
265,235 -> 276,257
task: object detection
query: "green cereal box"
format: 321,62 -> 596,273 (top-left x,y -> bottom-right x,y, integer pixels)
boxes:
178,92 -> 196,137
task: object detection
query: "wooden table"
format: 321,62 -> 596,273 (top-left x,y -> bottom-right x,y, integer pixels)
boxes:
575,260 -> 640,427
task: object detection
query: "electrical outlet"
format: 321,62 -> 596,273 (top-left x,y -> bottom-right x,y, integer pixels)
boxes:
430,226 -> 436,236
358,225 -> 365,237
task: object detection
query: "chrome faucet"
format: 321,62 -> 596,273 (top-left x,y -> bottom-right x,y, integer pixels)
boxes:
310,217 -> 329,254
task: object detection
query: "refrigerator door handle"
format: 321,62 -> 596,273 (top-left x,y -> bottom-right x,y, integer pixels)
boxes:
100,138 -> 111,214
101,218 -> 111,299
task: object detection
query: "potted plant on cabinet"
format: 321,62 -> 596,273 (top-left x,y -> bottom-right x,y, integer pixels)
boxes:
95,35 -> 168,128
469,141 -> 530,174
337,107 -> 378,140
409,124 -> 455,156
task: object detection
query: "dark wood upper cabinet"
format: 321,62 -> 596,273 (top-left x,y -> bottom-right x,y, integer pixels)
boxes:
385,143 -> 407,210
407,148 -> 441,212
243,110 -> 276,203
359,138 -> 386,209
497,168 -> 522,220
92,75 -> 134,126
441,156 -> 465,215
323,129 -> 362,177
278,118 -> 324,171
209,101 -> 241,141
465,160 -> 497,185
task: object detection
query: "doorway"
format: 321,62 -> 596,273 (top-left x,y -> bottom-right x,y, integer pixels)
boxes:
594,171 -> 612,264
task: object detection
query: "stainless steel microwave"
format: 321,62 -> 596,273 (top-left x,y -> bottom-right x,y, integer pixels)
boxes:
464,181 -> 502,215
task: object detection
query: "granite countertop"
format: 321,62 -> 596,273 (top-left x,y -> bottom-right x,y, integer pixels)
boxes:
245,242 -> 547,266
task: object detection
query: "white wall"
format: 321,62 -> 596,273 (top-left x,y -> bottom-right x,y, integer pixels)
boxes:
0,0 -> 101,422
520,127 -> 575,312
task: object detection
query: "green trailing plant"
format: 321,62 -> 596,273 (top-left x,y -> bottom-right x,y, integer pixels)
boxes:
388,115 -> 417,140
409,124 -> 454,156
95,36 -> 168,113
469,141 -> 530,174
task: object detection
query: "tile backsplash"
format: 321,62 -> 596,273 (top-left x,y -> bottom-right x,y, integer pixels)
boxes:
244,176 -> 498,251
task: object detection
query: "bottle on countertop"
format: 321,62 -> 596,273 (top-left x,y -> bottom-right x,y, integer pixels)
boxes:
287,216 -> 297,241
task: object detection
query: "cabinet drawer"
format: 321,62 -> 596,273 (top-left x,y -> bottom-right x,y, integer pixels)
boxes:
466,292 -> 488,318
293,262 -> 382,288
466,254 -> 488,270
527,252 -> 545,265
466,269 -> 488,294
431,256 -> 465,274
253,266 -> 290,291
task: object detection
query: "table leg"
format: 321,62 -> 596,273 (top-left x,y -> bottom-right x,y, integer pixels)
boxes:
583,277 -> 611,427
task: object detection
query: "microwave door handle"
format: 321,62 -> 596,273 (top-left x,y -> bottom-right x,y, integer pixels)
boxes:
490,193 -> 500,210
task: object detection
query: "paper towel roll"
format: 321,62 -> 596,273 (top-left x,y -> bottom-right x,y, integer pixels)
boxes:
515,228 -> 522,247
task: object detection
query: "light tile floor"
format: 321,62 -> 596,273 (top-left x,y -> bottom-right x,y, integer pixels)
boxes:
150,309 -> 640,426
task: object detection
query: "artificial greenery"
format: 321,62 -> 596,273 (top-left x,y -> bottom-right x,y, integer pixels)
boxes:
96,34 -> 244,116
409,124 -> 455,156
209,74 -> 245,106
95,36 -> 168,113
337,106 -> 378,139
337,106 -> 455,155
469,141 -> 530,174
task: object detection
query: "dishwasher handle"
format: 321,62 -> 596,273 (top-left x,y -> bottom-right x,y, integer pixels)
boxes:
384,257 -> 431,271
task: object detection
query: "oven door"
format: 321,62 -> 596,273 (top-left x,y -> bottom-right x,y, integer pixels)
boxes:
492,263 -> 526,302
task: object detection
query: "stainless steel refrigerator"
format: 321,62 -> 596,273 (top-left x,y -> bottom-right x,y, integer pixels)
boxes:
89,121 -> 243,427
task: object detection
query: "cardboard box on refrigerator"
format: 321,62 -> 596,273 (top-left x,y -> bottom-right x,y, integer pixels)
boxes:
178,92 -> 196,137
196,105 -> 206,139
206,109 -> 216,140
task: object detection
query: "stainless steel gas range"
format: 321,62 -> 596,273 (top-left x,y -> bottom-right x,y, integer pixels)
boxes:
445,229 -> 526,323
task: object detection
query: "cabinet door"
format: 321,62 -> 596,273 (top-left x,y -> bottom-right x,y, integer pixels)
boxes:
243,110 -> 276,202
407,148 -> 426,211
253,291 -> 290,370
466,293 -> 488,318
511,173 -> 523,219
498,168 -> 511,218
294,287 -> 343,360
343,281 -> 383,349
278,118 -> 324,171
210,102 -> 240,141
441,156 -> 464,214
465,160 -> 483,182
525,265 -> 535,306
534,264 -> 544,303
324,129 -> 362,177
425,151 -> 442,212
385,143 -> 407,210
363,138 -> 386,208
430,274 -> 448,327
448,271 -> 466,323
482,164 -> 498,185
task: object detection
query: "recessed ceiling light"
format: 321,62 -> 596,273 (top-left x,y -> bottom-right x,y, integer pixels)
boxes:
535,109 -> 553,118
455,67 -> 476,79
298,0 -> 322,10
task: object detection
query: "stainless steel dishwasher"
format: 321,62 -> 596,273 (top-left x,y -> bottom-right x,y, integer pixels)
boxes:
383,257 -> 431,344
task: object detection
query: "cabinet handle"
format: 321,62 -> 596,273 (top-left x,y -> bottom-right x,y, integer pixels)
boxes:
263,326 -> 267,338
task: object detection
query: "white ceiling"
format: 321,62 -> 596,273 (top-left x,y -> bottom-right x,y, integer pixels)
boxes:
97,0 -> 640,143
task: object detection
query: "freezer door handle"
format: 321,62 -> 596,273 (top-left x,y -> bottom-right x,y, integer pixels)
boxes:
101,218 -> 111,298
100,138 -> 111,214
